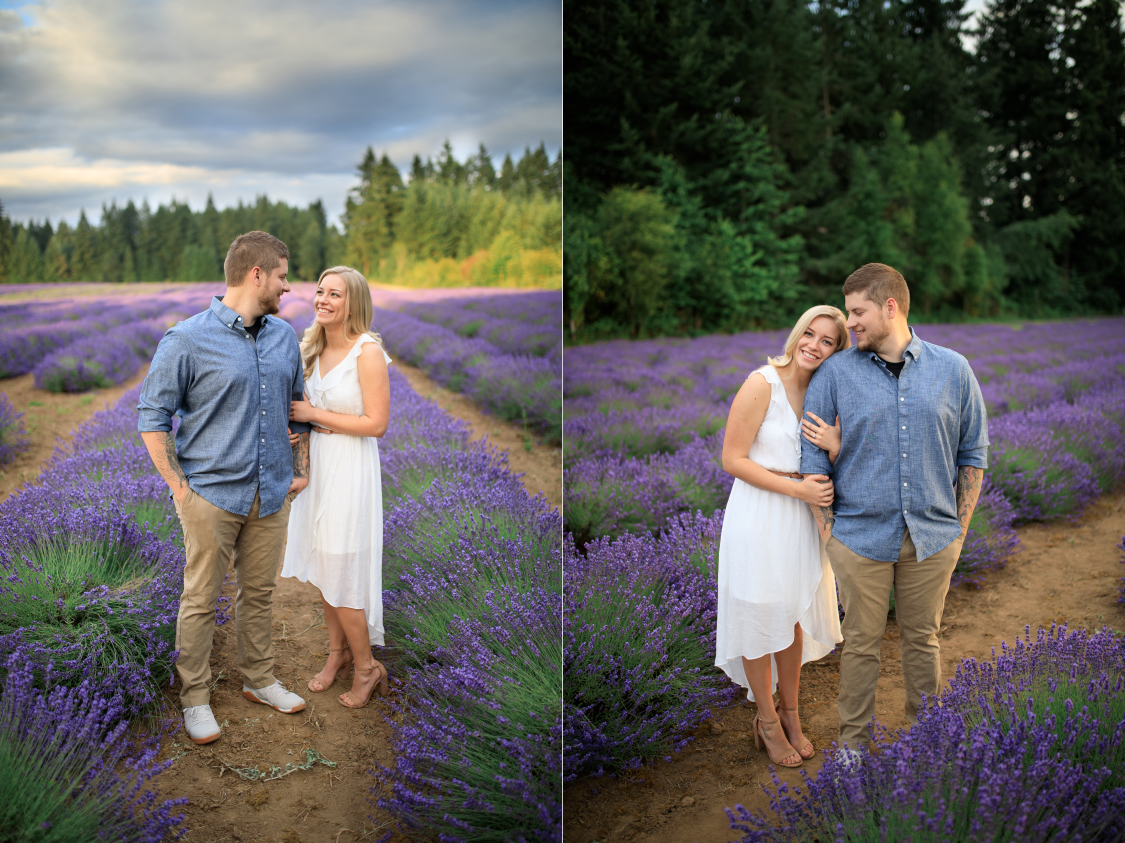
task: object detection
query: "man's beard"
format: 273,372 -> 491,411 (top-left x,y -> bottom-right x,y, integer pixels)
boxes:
856,318 -> 890,352
258,286 -> 282,316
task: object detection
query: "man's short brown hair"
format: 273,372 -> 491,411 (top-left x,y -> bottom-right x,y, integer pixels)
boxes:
842,263 -> 910,319
224,231 -> 289,287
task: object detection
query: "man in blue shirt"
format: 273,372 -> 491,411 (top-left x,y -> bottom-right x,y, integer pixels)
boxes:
800,263 -> 988,751
138,231 -> 312,745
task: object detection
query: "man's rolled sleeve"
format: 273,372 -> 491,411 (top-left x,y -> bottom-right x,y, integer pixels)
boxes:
287,348 -> 312,435
137,330 -> 190,433
956,360 -> 989,469
800,367 -> 836,477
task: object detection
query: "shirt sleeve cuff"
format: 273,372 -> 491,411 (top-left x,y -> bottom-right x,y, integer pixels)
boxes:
800,454 -> 833,476
137,408 -> 173,432
288,420 -> 312,434
956,449 -> 989,470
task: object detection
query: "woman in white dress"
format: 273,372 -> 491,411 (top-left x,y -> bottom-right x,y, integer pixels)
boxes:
282,265 -> 391,709
715,305 -> 849,767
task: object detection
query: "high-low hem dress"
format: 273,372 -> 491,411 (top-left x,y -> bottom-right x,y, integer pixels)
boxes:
281,334 -> 389,646
714,364 -> 842,700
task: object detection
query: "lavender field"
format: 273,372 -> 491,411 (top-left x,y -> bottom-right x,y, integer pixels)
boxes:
0,284 -> 560,841
563,317 -> 1125,834
280,287 -> 562,444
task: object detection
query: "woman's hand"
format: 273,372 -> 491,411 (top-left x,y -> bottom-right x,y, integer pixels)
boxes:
793,474 -> 834,507
801,412 -> 841,463
290,398 -> 317,424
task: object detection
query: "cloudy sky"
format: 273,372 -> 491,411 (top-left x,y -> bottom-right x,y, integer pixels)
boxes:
0,0 -> 561,226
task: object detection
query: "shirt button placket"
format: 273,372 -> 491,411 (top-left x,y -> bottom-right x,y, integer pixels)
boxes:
899,372 -> 909,527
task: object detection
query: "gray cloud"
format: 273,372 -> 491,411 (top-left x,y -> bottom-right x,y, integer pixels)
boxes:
0,0 -> 561,224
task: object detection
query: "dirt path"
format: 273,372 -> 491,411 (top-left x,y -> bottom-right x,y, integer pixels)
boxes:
563,490 -> 1125,843
3,359 -> 562,843
155,366 -> 561,843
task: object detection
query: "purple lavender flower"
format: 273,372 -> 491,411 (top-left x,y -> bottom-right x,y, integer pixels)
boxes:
377,305 -> 562,442
0,393 -> 29,467
565,512 -> 738,780
0,655 -> 186,841
33,334 -> 147,393
726,625 -> 1125,842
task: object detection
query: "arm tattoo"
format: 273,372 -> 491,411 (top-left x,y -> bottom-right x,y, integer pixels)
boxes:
158,432 -> 187,486
293,432 -> 310,480
812,504 -> 834,545
955,465 -> 984,537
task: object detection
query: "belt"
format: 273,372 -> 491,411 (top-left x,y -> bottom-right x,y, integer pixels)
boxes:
767,470 -> 803,480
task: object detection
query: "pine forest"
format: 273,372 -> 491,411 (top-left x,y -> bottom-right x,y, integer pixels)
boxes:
0,142 -> 561,289
564,0 -> 1125,340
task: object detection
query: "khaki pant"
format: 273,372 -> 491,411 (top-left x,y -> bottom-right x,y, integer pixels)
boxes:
173,489 -> 293,708
827,529 -> 962,749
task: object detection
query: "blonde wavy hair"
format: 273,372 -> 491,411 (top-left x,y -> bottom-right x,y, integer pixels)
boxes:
768,305 -> 850,372
300,265 -> 384,380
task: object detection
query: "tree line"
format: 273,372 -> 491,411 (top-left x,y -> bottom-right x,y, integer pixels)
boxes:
0,142 -> 560,286
564,0 -> 1125,340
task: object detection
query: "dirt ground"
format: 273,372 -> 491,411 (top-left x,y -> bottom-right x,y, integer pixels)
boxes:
563,490 -> 1125,843
0,354 -> 562,843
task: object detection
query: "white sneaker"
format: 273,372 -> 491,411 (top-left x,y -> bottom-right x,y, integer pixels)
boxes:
183,704 -> 221,744
242,680 -> 306,713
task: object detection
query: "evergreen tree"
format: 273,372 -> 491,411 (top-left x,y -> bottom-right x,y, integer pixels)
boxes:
498,154 -> 516,192
0,200 -> 12,283
71,211 -> 98,281
9,227 -> 45,283
1063,0 -> 1125,306
44,222 -> 72,282
344,151 -> 405,276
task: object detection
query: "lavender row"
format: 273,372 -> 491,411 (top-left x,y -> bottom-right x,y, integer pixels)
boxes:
729,625 -> 1125,841
376,307 -> 562,444
0,288 -> 218,380
32,319 -> 168,393
365,370 -> 561,840
0,393 -> 29,467
563,317 -> 1125,462
564,512 -> 737,780
400,290 -> 561,358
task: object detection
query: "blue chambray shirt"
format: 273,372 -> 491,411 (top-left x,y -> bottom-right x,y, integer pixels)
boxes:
137,296 -> 311,518
799,328 -> 989,562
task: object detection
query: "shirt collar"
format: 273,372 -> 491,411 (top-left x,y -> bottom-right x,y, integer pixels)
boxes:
210,295 -> 265,332
868,327 -> 922,367
904,326 -> 923,361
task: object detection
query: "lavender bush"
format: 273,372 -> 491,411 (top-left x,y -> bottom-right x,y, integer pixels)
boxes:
0,287 -> 217,379
33,321 -> 166,393
952,483 -> 1019,587
727,625 -> 1125,842
564,433 -> 729,547
564,512 -> 738,780
371,371 -> 562,840
0,393 -> 29,467
402,291 -> 560,358
0,486 -> 182,712
377,307 -> 562,443
0,656 -> 185,841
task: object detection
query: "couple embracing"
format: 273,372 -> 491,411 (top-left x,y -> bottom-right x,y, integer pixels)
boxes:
137,231 -> 392,745
715,263 -> 989,766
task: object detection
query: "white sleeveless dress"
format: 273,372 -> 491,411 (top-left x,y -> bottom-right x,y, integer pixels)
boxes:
714,365 -> 842,699
281,334 -> 390,646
